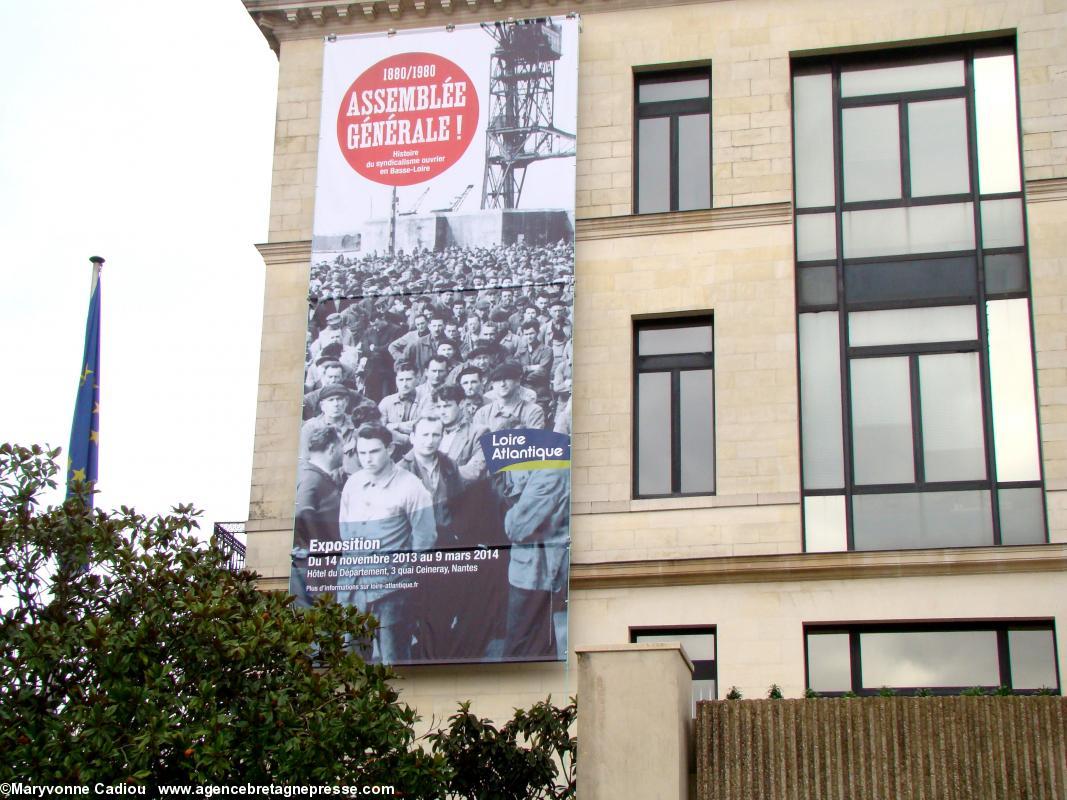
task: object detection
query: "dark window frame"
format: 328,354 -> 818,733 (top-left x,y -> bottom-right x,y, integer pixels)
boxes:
847,335 -> 984,494
631,625 -> 718,707
633,65 -> 713,214
791,38 -> 1048,552
804,620 -> 1061,696
632,315 -> 715,499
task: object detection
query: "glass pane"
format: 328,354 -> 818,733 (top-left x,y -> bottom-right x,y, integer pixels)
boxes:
793,72 -> 836,208
843,105 -> 901,202
804,495 -> 847,552
848,305 -> 977,347
639,77 -> 709,103
796,213 -> 837,261
981,199 -> 1025,249
679,370 -> 715,493
974,54 -> 1022,194
693,679 -> 717,703
798,266 -> 837,306
638,372 -> 672,495
984,253 -> 1028,295
850,357 -> 914,485
807,633 -> 852,692
635,631 -> 715,661
908,98 -> 970,197
845,256 -> 976,305
852,490 -> 994,550
842,203 -> 975,259
860,630 -> 999,688
987,299 -> 1041,482
638,117 -> 670,213
1008,629 -> 1058,690
841,59 -> 964,97
638,324 -> 712,356
799,313 -> 844,489
999,488 -> 1046,546
919,353 -> 986,482
678,114 -> 711,211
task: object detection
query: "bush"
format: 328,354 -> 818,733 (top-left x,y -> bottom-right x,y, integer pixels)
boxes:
429,699 -> 576,799
0,444 -> 575,797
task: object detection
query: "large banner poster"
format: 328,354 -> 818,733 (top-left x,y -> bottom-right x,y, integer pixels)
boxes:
291,17 -> 578,666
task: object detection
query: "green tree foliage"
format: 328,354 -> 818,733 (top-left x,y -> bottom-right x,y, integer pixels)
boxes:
428,699 -> 576,799
0,444 -> 576,797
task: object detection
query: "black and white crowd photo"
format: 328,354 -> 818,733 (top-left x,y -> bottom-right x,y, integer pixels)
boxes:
294,16 -> 579,666
292,239 -> 575,665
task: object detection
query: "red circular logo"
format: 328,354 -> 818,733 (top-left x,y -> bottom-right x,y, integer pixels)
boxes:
336,52 -> 479,187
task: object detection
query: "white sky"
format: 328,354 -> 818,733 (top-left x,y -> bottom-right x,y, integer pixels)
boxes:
0,1 -> 279,530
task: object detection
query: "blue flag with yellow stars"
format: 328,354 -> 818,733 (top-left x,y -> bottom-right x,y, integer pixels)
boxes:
67,258 -> 102,505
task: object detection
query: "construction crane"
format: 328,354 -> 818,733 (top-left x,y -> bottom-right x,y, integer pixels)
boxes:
398,187 -> 430,216
432,184 -> 474,213
480,19 -> 576,210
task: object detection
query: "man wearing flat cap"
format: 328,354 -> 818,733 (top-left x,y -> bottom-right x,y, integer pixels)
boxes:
490,309 -> 522,357
472,360 -> 545,432
303,360 -> 375,422
299,382 -> 356,464
308,313 -> 344,363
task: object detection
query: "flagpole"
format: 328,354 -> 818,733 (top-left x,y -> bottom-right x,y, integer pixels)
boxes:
66,256 -> 104,506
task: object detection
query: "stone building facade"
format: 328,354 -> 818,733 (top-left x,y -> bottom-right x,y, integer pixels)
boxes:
242,0 -> 1067,732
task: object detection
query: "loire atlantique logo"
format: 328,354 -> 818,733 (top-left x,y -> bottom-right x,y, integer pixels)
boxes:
480,429 -> 571,473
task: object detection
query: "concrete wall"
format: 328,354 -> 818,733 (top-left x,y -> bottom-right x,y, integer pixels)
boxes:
577,644 -> 692,800
500,210 -> 574,247
357,215 -> 445,254
444,209 -> 574,248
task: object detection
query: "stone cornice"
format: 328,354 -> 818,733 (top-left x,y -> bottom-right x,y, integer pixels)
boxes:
252,543 -> 1067,594
576,202 -> 792,241
255,183 -> 1056,254
570,543 -> 1067,589
1026,176 -> 1067,204
253,201 -> 793,263
243,0 -> 742,50
255,576 -> 290,593
256,240 -> 313,264
244,0 -> 589,50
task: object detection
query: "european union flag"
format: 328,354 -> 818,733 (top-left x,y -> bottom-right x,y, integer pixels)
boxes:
67,256 -> 103,505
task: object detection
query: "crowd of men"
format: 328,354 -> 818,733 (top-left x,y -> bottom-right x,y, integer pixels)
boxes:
291,240 -> 575,665
308,240 -> 574,304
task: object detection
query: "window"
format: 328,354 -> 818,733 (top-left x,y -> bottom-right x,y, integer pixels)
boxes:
634,67 -> 711,213
632,626 -> 717,711
633,317 -> 714,497
805,622 -> 1060,696
792,41 -> 1046,552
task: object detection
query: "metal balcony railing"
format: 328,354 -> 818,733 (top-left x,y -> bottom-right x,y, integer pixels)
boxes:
212,521 -> 246,573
